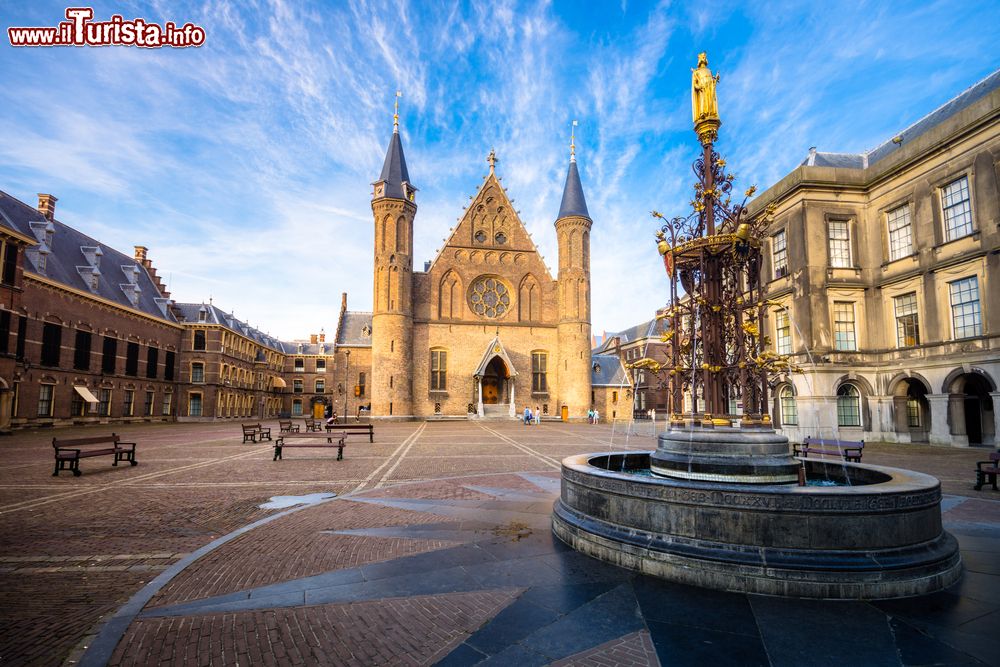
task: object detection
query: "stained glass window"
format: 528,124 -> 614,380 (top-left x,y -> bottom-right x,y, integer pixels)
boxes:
469,277 -> 510,318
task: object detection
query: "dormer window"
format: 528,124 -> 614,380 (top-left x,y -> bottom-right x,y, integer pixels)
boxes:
90,273 -> 99,291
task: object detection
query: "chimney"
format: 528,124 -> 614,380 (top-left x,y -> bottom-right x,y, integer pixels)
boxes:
134,245 -> 148,263
807,147 -> 817,166
340,292 -> 347,312
37,193 -> 58,221
310,334 -> 318,344
319,328 -> 326,343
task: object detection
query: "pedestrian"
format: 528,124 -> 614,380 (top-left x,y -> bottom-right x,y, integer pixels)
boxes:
593,409 -> 599,424
587,408 -> 593,424
534,406 -> 541,425
523,405 -> 532,425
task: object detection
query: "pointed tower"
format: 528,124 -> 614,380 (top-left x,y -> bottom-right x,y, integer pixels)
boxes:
371,96 -> 417,417
555,126 -> 593,418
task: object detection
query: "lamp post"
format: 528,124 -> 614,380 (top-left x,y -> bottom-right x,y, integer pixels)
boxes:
343,350 -> 351,423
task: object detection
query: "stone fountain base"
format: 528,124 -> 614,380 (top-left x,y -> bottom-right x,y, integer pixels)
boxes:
552,450 -> 962,599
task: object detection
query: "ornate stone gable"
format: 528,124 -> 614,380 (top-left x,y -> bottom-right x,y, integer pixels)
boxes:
422,170 -> 557,325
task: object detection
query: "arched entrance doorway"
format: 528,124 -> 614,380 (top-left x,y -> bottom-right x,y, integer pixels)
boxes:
481,357 -> 509,405
311,396 -> 329,420
892,377 -> 930,443
944,369 -> 996,446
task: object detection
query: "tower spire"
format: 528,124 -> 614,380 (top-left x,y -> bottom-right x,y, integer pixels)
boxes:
393,90 -> 401,133
570,119 -> 578,163
557,127 -> 590,220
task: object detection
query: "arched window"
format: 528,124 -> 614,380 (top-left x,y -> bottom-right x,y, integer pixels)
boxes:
395,216 -> 406,252
836,384 -> 861,427
779,386 -> 797,426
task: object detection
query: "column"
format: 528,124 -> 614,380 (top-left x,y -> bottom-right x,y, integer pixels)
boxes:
477,377 -> 484,418
872,395 -> 895,442
948,393 -> 969,447
926,394 -> 953,447
509,380 -> 516,418
990,392 -> 1000,447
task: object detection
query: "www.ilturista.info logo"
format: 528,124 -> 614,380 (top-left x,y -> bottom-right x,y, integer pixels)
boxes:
8,7 -> 206,48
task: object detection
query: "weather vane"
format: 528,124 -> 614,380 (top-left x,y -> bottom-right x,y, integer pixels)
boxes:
393,90 -> 401,131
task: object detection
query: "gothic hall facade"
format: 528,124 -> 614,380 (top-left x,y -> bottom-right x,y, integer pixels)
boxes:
356,122 -> 594,419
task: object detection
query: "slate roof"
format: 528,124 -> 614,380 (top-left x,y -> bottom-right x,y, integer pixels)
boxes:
557,159 -> 590,220
591,353 -> 629,387
596,318 -> 660,354
800,68 -> 1000,170
376,130 -> 412,200
173,302 -> 290,352
335,311 -> 373,347
0,189 -> 177,324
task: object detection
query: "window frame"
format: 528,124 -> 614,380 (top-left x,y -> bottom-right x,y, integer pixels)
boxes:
191,362 -> 205,384
774,308 -> 792,355
73,330 -> 92,371
41,322 -> 62,367
949,276 -> 982,339
893,292 -> 920,348
886,204 -> 914,262
941,175 -> 974,242
37,383 -> 54,417
832,301 -> 857,351
827,219 -> 852,268
193,330 -> 206,351
779,386 -> 797,426
430,349 -> 447,391
836,384 -> 861,427
532,351 -> 549,393
772,229 -> 788,278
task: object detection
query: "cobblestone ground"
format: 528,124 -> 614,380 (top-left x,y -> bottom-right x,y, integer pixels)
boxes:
0,420 -> 996,666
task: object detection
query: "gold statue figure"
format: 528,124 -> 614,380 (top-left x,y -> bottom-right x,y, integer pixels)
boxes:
691,52 -> 720,123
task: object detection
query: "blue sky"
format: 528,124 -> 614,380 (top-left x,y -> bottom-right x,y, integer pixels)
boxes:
2,0 -> 999,340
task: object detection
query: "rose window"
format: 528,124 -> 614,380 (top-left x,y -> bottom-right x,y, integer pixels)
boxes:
469,276 -> 510,318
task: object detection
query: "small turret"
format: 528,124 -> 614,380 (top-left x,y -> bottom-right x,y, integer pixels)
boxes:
371,92 -> 417,418
555,121 -> 593,419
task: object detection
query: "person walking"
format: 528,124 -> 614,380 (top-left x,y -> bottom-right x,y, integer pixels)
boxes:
523,405 -> 532,426
534,406 -> 541,425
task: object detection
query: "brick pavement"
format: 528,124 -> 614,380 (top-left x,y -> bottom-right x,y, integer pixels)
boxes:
0,419 -> 996,665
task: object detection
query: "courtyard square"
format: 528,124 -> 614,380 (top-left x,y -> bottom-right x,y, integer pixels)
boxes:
0,420 -> 997,666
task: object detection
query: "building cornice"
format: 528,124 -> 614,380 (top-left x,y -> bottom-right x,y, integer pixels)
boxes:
25,273 -> 183,330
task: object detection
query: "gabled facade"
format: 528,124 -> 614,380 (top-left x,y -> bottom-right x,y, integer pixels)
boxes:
365,118 -> 594,419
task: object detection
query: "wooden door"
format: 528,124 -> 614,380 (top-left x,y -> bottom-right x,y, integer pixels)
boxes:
482,377 -> 499,404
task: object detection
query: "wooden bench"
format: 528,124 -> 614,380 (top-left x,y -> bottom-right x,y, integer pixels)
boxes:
974,452 -> 1000,491
273,432 -> 347,461
278,420 -> 300,434
242,423 -> 272,443
325,422 -> 374,443
52,434 -> 137,477
304,418 -> 323,432
793,436 -> 864,463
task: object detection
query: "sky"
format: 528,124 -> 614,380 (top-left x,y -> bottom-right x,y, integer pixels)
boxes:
2,0 -> 999,341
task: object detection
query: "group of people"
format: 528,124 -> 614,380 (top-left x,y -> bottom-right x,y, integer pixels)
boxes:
587,408 -> 600,424
522,405 -> 542,425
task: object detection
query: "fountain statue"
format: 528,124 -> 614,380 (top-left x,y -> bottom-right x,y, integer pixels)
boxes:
552,53 -> 962,598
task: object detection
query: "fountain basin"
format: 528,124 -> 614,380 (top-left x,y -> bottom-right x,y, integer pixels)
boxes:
552,452 -> 962,599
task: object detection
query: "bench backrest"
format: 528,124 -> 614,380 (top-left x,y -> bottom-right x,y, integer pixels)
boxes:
242,423 -> 261,429
803,436 -> 864,448
53,433 -> 119,449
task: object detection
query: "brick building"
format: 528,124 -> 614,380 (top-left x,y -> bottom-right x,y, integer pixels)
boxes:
353,116 -> 595,420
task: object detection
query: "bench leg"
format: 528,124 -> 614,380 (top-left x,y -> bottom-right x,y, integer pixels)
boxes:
273,447 -> 282,461
72,460 -> 81,477
337,445 -> 344,461
53,460 -> 61,476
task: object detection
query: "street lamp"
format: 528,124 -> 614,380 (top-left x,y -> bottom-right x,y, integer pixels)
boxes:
343,350 -> 351,423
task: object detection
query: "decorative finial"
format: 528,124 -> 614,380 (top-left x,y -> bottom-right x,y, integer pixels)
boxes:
570,119 -> 578,162
487,148 -> 497,173
393,91 -> 401,133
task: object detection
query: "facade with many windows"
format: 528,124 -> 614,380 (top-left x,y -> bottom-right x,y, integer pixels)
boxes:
0,190 -> 342,429
754,69 -> 1000,446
